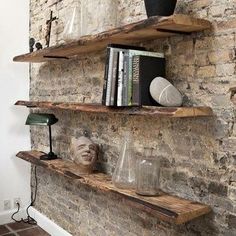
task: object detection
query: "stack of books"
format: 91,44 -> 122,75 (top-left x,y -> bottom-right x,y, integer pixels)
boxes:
102,44 -> 166,107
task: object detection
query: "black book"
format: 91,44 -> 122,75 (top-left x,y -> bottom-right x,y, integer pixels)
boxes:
110,49 -> 119,106
102,47 -> 111,105
132,55 -> 166,106
102,44 -> 146,106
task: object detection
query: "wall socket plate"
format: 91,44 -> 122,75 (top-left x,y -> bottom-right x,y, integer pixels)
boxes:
4,200 -> 11,210
14,198 -> 21,209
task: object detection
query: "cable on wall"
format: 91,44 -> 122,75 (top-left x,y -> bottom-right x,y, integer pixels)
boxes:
11,166 -> 38,225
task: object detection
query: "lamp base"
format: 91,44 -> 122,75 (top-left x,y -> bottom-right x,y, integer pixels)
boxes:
40,152 -> 58,160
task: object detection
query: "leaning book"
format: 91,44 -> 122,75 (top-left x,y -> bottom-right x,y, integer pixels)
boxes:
132,55 -> 166,106
126,50 -> 164,106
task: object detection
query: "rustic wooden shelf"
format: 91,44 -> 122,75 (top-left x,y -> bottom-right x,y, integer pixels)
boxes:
15,100 -> 214,118
13,14 -> 211,63
16,150 -> 211,224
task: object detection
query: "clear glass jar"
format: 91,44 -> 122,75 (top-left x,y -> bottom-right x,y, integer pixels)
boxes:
135,148 -> 160,196
62,5 -> 81,41
81,0 -> 118,36
112,132 -> 135,189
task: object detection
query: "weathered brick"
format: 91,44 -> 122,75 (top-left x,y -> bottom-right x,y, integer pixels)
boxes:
195,53 -> 208,66
191,0 -> 213,9
176,40 -> 194,54
211,95 -> 229,107
227,214 -> 236,229
209,5 -> 225,17
196,36 -> 234,51
228,187 -> 236,201
181,66 -> 195,78
197,65 -> 216,78
188,177 -> 209,198
209,182 -> 228,197
216,63 -> 235,77
208,50 -> 233,64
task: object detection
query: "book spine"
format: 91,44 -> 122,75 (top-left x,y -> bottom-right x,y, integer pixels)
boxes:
105,48 -> 114,106
127,51 -> 134,106
102,47 -> 111,105
132,56 -> 140,106
110,50 -> 119,106
117,51 -> 124,107
127,50 -> 164,106
122,51 -> 129,106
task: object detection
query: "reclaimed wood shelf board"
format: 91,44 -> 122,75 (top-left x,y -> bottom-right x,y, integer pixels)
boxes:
16,150 -> 211,224
13,14 -> 211,63
15,100 -> 214,118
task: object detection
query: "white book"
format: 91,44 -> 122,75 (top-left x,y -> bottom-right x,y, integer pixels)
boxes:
105,48 -> 115,106
110,50 -> 119,106
117,51 -> 125,106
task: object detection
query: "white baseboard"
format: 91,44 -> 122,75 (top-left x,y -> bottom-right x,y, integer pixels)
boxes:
0,208 -> 27,225
28,207 -> 72,236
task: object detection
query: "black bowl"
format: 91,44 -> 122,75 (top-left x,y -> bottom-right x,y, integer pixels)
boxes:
144,0 -> 177,17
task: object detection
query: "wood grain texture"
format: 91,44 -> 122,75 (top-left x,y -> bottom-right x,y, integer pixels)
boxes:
13,14 -> 211,63
15,100 -> 213,118
16,150 -> 211,224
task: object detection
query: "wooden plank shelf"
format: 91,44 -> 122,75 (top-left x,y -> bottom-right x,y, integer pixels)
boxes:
16,150 -> 211,224
13,14 -> 211,63
15,100 -> 214,118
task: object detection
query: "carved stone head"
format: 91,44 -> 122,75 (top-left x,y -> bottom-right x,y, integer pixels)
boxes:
71,136 -> 98,174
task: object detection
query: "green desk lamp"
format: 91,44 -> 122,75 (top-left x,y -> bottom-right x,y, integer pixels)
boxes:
26,113 -> 59,160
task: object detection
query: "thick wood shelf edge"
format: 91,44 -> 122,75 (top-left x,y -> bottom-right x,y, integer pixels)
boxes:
16,150 -> 211,224
15,100 -> 214,118
13,14 -> 211,63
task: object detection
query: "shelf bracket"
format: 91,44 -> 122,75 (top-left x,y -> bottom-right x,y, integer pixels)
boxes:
156,28 -> 192,35
43,55 -> 69,59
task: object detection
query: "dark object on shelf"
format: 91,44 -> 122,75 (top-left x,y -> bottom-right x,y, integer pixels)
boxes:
35,42 -> 43,50
25,113 -> 58,160
29,38 -> 35,52
45,10 -> 58,47
144,0 -> 177,17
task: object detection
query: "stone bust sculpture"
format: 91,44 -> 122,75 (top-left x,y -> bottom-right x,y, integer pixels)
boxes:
71,136 -> 99,174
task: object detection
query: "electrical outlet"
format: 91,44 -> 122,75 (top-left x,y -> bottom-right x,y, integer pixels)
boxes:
14,198 -> 21,209
4,200 -> 11,210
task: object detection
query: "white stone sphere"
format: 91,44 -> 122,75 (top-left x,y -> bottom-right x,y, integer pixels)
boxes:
149,77 -> 183,107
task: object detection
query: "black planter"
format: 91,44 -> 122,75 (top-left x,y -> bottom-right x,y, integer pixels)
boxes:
144,0 -> 177,17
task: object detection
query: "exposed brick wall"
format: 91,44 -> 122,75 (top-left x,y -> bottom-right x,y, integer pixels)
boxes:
29,0 -> 236,235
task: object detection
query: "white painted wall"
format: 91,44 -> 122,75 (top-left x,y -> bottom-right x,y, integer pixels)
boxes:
0,0 -> 31,224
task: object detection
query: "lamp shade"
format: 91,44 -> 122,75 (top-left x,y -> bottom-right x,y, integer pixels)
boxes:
25,113 -> 58,126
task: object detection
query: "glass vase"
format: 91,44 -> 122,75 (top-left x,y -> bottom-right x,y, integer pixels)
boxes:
81,0 -> 118,36
62,5 -> 81,41
135,148 -> 160,196
112,132 -> 135,189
